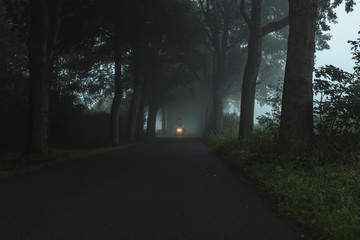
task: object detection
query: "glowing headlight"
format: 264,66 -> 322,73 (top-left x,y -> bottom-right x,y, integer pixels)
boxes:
176,127 -> 183,133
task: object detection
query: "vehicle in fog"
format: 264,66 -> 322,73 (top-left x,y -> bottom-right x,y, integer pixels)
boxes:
175,118 -> 186,136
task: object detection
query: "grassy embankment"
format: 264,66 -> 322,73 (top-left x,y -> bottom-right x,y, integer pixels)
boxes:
0,143 -> 142,180
207,128 -> 360,240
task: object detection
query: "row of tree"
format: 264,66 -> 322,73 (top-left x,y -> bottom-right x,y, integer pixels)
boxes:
0,0 -> 357,156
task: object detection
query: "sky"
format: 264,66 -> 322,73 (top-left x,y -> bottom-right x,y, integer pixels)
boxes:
315,3 -> 360,72
254,3 -> 360,121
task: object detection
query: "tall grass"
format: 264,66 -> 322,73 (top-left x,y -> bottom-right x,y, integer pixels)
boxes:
207,127 -> 360,240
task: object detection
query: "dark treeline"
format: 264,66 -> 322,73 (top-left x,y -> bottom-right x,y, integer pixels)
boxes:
0,0 -> 358,156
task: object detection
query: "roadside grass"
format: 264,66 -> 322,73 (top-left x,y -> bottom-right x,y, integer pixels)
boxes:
207,128 -> 360,240
0,142 -> 142,180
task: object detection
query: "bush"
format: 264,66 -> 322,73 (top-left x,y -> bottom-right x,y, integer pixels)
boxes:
314,65 -> 360,138
313,34 -> 360,148
206,129 -> 240,155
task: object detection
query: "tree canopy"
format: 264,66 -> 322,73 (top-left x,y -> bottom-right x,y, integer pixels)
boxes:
0,0 -> 359,154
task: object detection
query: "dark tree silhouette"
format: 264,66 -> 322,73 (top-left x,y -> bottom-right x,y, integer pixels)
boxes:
238,0 -> 288,137
278,0 -> 316,151
198,0 -> 241,133
26,0 -> 64,154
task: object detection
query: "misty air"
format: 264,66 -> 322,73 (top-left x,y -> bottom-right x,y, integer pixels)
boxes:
1,0 -> 359,239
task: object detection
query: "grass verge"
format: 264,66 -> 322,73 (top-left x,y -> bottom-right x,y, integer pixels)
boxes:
0,142 -> 143,180
207,129 -> 360,240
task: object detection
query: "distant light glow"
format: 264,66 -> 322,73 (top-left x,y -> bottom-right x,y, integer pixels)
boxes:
176,127 -> 183,134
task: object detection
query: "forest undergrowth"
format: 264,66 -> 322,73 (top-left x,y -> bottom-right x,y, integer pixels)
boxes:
207,127 -> 360,240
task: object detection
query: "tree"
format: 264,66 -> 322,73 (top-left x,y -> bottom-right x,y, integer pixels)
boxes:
349,29 -> 360,76
110,35 -> 124,145
56,0 -> 132,145
314,65 -> 360,137
278,0 -> 316,152
198,0 -> 242,133
0,1 -> 28,148
126,45 -> 144,142
146,98 -> 160,139
97,0 -> 133,145
125,0 -> 203,140
238,0 -> 288,137
313,30 -> 360,140
124,0 -> 169,142
278,0 -> 357,152
26,0 -> 64,154
104,0 -> 129,145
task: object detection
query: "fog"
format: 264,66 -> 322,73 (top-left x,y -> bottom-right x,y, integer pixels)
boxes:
156,85 -> 206,136
2,0 -> 359,149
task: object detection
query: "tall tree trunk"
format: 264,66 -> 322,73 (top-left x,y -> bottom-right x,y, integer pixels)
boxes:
239,0 -> 289,137
110,40 -> 123,145
26,0 -> 62,154
146,100 -> 159,139
213,51 -> 225,133
213,84 -> 223,132
205,54 -> 216,134
161,106 -> 167,135
166,107 -> 172,136
278,0 -> 315,152
198,0 -> 237,134
239,0 -> 262,137
136,91 -> 146,140
126,47 -> 143,142
203,95 -> 212,135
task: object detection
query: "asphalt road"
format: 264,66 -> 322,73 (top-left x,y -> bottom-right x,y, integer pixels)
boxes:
0,138 -> 312,240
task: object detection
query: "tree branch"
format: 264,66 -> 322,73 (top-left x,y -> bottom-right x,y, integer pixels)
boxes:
240,0 -> 251,27
261,16 -> 289,37
198,0 -> 216,47
47,0 -> 64,60
221,20 -> 229,51
205,26 -> 215,46
213,0 -> 225,18
226,33 -> 248,51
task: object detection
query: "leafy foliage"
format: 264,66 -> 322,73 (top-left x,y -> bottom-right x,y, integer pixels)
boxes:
313,32 -> 360,147
314,65 -> 360,137
316,0 -> 356,50
313,30 -> 360,144
348,30 -> 360,76
256,82 -> 282,136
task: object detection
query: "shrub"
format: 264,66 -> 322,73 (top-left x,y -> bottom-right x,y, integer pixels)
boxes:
314,65 -> 360,138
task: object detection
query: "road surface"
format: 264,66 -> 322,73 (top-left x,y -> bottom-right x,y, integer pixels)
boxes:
0,138 -> 312,240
